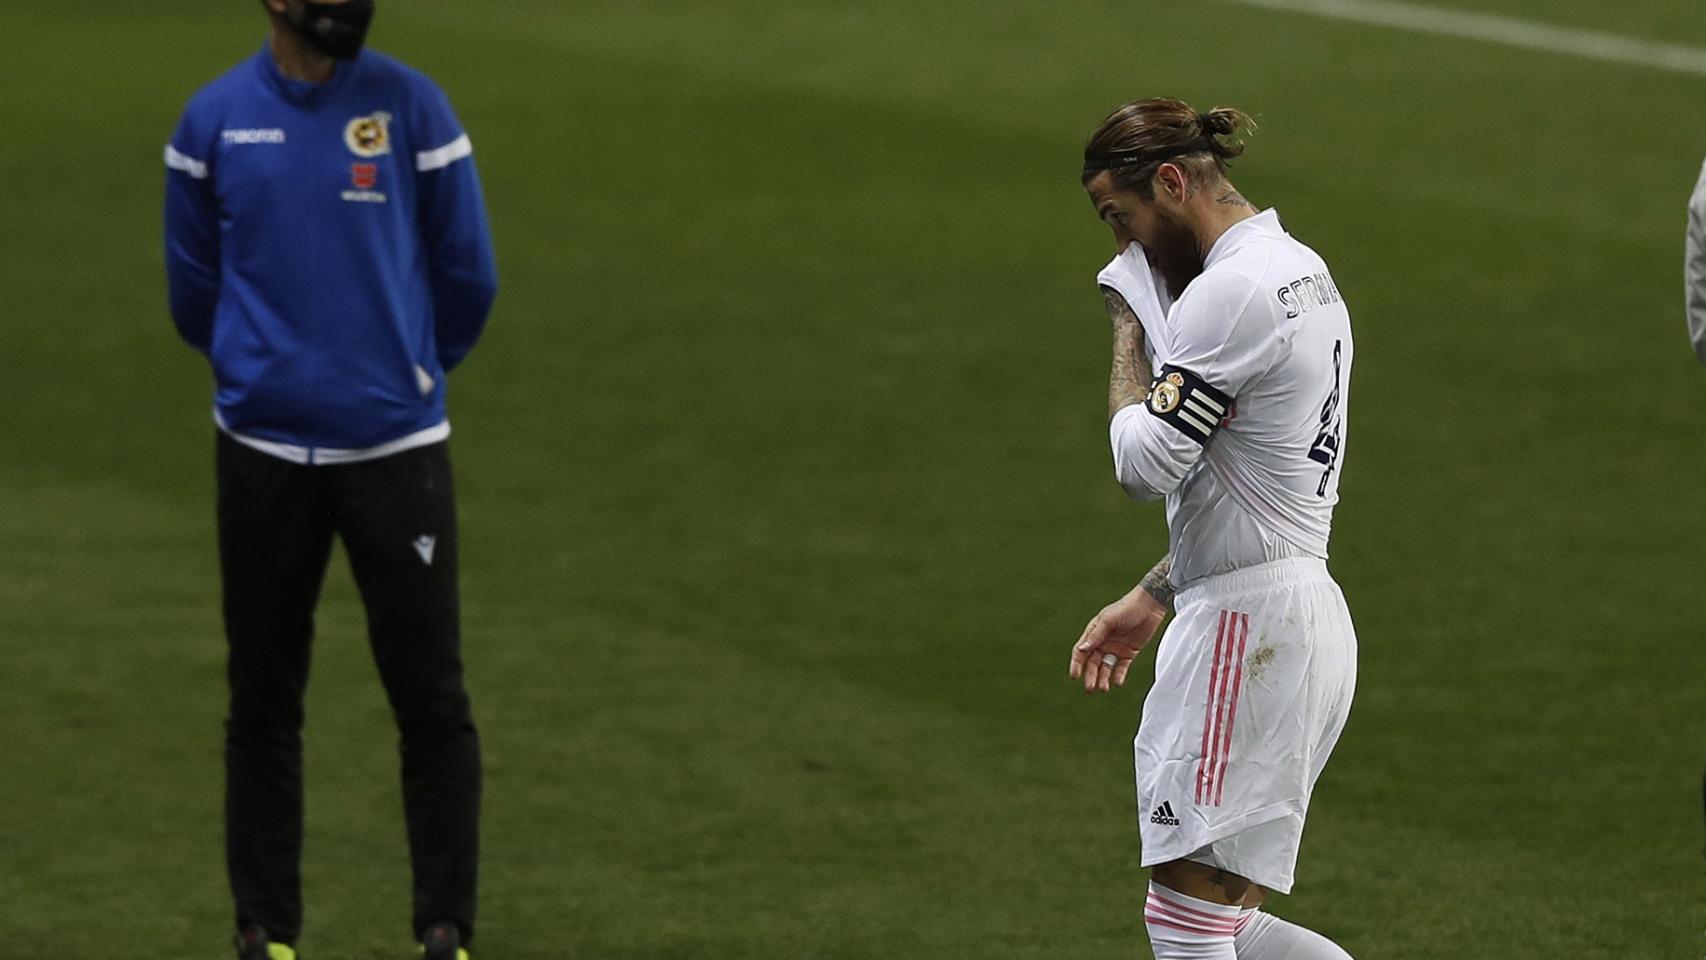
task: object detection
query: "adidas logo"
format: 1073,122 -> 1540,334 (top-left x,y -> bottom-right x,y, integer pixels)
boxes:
1149,801 -> 1181,826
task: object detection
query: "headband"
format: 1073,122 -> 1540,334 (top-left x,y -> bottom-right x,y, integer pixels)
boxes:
1084,112 -> 1225,175
1082,136 -> 1219,175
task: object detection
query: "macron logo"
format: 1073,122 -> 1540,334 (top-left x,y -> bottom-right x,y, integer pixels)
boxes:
222,128 -> 286,145
411,535 -> 437,566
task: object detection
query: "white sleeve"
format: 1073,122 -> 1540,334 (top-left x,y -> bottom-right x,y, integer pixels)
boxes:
1108,272 -> 1273,501
1110,402 -> 1202,501
1687,161 -> 1706,364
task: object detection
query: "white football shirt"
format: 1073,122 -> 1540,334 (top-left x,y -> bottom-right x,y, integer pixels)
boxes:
1099,210 -> 1354,588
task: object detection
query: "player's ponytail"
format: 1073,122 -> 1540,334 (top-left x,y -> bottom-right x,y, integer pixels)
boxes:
1197,106 -> 1253,158
1082,98 -> 1256,196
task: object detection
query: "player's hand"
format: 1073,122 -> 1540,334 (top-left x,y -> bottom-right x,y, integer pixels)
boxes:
1068,586 -> 1168,694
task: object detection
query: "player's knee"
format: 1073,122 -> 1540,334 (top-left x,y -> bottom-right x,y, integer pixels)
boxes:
390,686 -> 475,742
225,700 -> 305,743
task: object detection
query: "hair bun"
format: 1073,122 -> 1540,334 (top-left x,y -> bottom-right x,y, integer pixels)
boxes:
1198,112 -> 1224,136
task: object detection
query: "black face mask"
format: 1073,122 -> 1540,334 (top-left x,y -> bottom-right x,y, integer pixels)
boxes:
285,0 -> 375,60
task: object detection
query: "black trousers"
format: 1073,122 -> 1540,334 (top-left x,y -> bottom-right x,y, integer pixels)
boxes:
216,432 -> 481,946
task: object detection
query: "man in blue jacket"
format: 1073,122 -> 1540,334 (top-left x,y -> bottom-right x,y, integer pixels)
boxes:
164,2 -> 496,958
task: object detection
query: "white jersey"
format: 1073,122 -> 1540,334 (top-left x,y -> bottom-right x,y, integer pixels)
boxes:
1099,210 -> 1353,588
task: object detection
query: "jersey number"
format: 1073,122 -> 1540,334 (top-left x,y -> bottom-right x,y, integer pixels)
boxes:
1306,340 -> 1343,497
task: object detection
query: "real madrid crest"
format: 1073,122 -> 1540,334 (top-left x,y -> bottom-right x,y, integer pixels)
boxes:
1149,372 -> 1184,414
344,111 -> 393,158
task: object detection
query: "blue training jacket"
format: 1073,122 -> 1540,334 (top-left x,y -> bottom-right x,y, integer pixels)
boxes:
164,46 -> 497,455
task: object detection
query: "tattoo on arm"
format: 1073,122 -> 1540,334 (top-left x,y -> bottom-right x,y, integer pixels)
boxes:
1139,552 -> 1176,607
1104,288 -> 1152,419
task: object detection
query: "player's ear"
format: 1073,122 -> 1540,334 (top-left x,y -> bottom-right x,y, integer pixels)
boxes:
1153,163 -> 1189,205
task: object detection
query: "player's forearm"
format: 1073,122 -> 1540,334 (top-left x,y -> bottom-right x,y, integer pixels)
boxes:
1137,552 -> 1176,608
1106,288 -> 1152,419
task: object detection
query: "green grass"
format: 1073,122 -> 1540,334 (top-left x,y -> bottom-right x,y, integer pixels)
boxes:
2,0 -> 1705,956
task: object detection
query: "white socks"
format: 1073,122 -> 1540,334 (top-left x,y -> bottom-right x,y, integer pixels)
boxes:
1232,909 -> 1354,959
1144,882 -> 1246,958
1144,882 -> 1354,960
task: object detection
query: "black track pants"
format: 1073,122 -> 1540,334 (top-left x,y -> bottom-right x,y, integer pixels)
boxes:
216,432 -> 481,946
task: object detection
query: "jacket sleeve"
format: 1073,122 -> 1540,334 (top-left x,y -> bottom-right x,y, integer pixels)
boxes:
163,112 -> 220,354
1109,272 -> 1274,501
413,82 -> 498,372
1687,160 -> 1706,364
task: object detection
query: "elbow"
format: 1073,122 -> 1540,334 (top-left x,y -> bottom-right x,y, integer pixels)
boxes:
1111,435 -> 1175,500
435,311 -> 492,372
1108,406 -> 1181,501
467,258 -> 499,309
438,252 -> 499,312
167,293 -> 214,353
171,318 -> 213,355
1113,457 -> 1169,502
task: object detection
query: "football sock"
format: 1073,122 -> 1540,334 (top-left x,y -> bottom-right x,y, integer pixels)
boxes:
1144,882 -> 1249,959
1233,908 -> 1353,959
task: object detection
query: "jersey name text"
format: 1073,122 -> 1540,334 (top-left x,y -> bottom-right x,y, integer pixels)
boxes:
1276,272 -> 1343,319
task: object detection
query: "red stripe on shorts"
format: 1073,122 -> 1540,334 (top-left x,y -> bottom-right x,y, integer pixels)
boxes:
1195,610 -> 1229,804
1203,608 -> 1240,805
1213,612 -> 1251,807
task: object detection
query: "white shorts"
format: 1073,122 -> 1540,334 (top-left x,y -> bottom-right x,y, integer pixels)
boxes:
1133,557 -> 1356,894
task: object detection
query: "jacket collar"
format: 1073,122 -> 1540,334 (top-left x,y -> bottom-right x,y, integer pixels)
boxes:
253,42 -> 360,106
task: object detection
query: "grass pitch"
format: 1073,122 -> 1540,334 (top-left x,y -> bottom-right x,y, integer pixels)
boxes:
2,0 -> 1704,956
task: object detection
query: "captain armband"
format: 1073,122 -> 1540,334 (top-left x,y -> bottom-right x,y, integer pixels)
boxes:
1145,364 -> 1232,445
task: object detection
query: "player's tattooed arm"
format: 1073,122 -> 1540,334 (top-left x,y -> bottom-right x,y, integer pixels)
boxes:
1138,552 -> 1176,609
1105,287 -> 1152,419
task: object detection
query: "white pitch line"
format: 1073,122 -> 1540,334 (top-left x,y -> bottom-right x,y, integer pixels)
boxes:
1217,0 -> 1706,78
